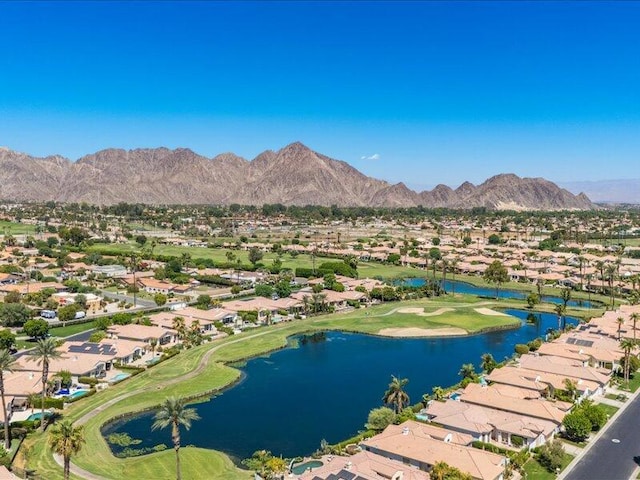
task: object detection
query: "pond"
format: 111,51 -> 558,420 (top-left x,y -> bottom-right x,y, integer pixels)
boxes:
403,278 -> 596,308
102,309 -> 580,462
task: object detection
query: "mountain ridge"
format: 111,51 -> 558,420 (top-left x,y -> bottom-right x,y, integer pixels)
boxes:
0,142 -> 594,209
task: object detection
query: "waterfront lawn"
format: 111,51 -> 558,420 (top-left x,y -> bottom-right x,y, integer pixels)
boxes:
309,299 -> 521,334
21,296 -> 554,479
523,453 -> 574,480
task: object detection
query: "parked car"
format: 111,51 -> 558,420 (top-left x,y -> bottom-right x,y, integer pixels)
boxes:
74,310 -> 86,319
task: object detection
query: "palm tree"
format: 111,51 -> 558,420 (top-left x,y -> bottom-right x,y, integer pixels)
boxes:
605,263 -> 617,309
616,316 -> 625,341
555,304 -> 566,331
28,337 -> 63,431
48,420 -> 85,480
0,349 -> 16,449
152,397 -> 201,480
620,338 -> 637,384
632,313 -> 639,342
382,376 -> 410,414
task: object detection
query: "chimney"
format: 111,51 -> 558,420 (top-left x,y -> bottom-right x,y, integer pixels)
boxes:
402,427 -> 409,435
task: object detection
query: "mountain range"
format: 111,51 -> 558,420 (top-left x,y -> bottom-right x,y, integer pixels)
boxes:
560,179 -> 640,204
0,142 -> 593,210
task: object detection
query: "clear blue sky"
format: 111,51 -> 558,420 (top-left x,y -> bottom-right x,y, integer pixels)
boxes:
1,1 -> 639,188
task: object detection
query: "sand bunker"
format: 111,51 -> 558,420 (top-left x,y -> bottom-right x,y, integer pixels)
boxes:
474,307 -> 509,316
378,327 -> 467,337
396,307 -> 454,317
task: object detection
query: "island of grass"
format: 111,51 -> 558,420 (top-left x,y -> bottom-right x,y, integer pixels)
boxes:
22,295 -> 596,480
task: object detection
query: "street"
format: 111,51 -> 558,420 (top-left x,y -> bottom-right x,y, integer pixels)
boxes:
564,393 -> 640,480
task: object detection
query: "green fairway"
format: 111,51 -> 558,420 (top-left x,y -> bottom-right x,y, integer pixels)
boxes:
50,322 -> 95,338
0,220 -> 36,235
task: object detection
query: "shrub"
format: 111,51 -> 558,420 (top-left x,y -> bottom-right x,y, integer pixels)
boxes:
514,344 -> 530,355
536,439 -> 565,472
562,410 -> 592,442
295,268 -> 315,278
511,434 -> 525,447
78,376 -> 99,386
365,407 -> 396,431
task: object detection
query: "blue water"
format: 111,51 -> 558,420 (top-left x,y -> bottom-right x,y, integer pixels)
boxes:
110,373 -> 131,382
404,278 -> 595,308
102,309 -> 578,461
68,390 -> 89,399
292,460 -> 324,474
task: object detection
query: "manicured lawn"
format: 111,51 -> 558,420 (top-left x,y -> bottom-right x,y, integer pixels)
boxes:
597,403 -> 620,419
0,220 -> 36,235
50,322 -> 95,338
523,453 -> 574,480
618,373 -> 640,393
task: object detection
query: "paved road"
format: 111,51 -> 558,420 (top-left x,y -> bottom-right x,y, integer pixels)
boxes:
565,394 -> 640,480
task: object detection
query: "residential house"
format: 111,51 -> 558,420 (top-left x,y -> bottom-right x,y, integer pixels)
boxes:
361,421 -> 507,480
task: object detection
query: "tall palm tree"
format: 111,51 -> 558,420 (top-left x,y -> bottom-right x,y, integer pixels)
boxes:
620,338 -> 637,384
605,263 -> 617,309
382,376 -> 410,414
28,337 -> 62,431
555,304 -> 566,331
48,420 -> 85,480
632,313 -> 640,342
0,349 -> 16,449
152,397 -> 201,480
616,316 -> 625,341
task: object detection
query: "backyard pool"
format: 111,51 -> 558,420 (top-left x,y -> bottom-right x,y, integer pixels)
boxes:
110,373 -> 131,382
291,460 -> 323,475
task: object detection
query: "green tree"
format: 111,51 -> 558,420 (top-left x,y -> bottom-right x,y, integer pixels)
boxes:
382,376 -> 410,414
432,385 -> 446,401
57,304 -> 79,324
536,439 -> 565,473
0,329 -> 16,351
620,337 -> 637,383
430,461 -> 472,480
483,260 -> 509,299
365,406 -> 396,431
243,450 -> 287,480
255,284 -> 274,298
28,337 -> 63,431
458,363 -> 477,380
154,293 -> 168,307
0,349 -> 17,449
0,303 -> 32,327
481,353 -> 497,374
195,294 -> 212,310
151,397 -> 201,480
562,410 -> 592,442
48,420 -> 85,480
248,247 -> 264,266
23,318 -> 50,339
526,293 -> 540,309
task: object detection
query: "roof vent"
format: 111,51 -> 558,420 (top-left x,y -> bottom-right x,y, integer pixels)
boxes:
402,427 -> 409,435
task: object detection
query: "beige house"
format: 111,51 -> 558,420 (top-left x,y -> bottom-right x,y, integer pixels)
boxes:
361,421 -> 507,480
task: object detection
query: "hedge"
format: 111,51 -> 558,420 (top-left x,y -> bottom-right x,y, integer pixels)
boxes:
30,397 -> 64,409
78,376 -> 99,387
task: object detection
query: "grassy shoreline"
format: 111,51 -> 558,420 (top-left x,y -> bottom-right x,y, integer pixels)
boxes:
22,295 -> 597,479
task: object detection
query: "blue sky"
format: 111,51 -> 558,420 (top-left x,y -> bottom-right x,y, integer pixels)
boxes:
1,1 -> 639,188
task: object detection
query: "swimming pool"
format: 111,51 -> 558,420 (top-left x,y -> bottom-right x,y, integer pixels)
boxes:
110,373 -> 131,382
291,460 -> 323,475
27,411 -> 53,421
68,390 -> 89,399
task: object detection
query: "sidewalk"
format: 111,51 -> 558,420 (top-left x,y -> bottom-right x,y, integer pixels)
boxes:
558,386 -> 640,480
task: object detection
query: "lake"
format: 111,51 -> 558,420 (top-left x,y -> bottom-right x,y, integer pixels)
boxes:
102,309 -> 579,462
403,278 -> 596,308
